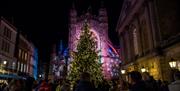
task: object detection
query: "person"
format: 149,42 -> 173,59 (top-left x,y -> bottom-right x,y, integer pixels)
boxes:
75,72 -> 95,91
25,77 -> 35,91
168,71 -> 180,91
128,71 -> 147,91
33,80 -> 43,91
10,79 -> 25,91
38,80 -> 51,91
73,80 -> 79,91
32,80 -> 39,91
142,72 -> 158,91
56,80 -> 62,91
157,79 -> 162,91
60,80 -> 70,91
161,81 -> 169,91
119,79 -> 129,91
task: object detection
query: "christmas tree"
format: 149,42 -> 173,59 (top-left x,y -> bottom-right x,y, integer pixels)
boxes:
68,20 -> 103,87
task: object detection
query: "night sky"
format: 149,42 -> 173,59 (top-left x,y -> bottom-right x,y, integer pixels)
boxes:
1,0 -> 123,62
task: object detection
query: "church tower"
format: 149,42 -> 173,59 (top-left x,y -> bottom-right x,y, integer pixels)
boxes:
99,1 -> 108,40
68,1 -> 121,80
69,2 -> 77,51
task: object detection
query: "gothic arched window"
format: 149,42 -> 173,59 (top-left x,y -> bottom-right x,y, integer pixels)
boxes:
133,27 -> 139,55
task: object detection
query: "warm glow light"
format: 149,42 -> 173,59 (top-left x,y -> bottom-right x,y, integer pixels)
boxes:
169,61 -> 177,68
121,69 -> 125,74
39,75 -> 42,78
3,61 -> 7,65
141,67 -> 146,73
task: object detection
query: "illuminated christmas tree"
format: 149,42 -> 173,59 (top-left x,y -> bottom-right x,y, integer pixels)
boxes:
68,21 -> 103,87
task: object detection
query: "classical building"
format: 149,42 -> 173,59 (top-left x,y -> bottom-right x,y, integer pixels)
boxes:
68,4 -> 121,80
0,17 -> 38,80
116,0 -> 180,81
0,17 -> 17,76
15,33 -> 38,79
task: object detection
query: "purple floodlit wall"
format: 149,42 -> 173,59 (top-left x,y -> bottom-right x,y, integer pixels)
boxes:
68,6 -> 121,80
49,44 -> 66,80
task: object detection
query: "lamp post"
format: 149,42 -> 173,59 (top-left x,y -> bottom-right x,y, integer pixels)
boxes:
169,58 -> 179,82
141,67 -> 146,73
169,58 -> 177,69
3,61 -> 7,65
3,61 -> 7,74
121,69 -> 126,74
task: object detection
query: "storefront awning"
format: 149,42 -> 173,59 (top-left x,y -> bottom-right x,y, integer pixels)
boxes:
0,74 -> 25,79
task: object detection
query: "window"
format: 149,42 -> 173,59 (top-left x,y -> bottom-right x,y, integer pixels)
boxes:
26,64 -> 29,73
9,31 -> 12,39
133,28 -> 139,55
3,27 -> 12,39
21,63 -> 23,72
22,51 -> 24,60
141,20 -> 149,52
25,53 -> 27,61
1,40 -> 10,53
12,62 -> 16,70
24,64 -> 26,72
7,44 -> 10,53
19,49 -> 22,58
17,62 -> 20,71
1,41 -> 5,50
125,31 -> 130,61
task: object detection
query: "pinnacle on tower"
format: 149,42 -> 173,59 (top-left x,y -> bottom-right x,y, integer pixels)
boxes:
72,0 -> 76,9
99,0 -> 107,17
70,1 -> 77,18
100,0 -> 105,8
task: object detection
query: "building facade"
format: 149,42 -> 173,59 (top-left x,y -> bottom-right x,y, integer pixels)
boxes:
0,17 -> 17,76
0,17 -> 38,80
15,33 -> 38,79
29,43 -> 38,80
116,0 -> 180,81
68,4 -> 121,80
49,41 -> 69,80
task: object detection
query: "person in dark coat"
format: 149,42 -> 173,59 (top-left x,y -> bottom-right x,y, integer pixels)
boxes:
75,72 -> 95,91
142,72 -> 158,91
168,71 -> 180,91
128,71 -> 148,91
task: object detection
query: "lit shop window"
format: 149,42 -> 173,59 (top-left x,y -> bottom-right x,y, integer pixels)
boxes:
17,62 -> 20,71
26,64 -> 29,72
12,62 -> 16,70
25,53 -> 27,61
21,63 -> 23,72
19,49 -> 22,58
24,64 -> 26,72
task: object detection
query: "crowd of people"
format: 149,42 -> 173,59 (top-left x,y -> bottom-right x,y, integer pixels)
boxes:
113,70 -> 180,91
0,70 -> 180,91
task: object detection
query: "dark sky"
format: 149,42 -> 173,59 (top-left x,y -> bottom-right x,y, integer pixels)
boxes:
1,0 -> 123,62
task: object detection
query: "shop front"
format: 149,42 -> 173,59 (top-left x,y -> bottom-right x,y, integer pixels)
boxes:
122,55 -> 168,81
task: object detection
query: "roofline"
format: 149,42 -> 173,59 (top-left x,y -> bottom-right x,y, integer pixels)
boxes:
116,0 -> 144,35
0,16 -> 17,31
115,0 -> 126,34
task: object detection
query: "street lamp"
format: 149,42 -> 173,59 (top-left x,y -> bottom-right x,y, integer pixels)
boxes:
141,67 -> 146,73
3,61 -> 7,65
39,74 -> 42,78
121,69 -> 126,74
168,58 -> 179,82
169,58 -> 177,68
